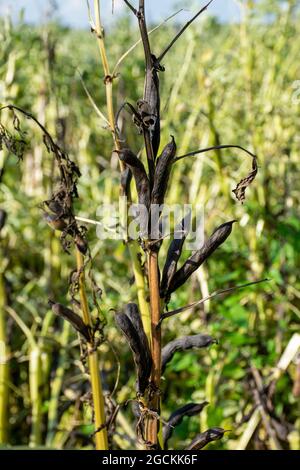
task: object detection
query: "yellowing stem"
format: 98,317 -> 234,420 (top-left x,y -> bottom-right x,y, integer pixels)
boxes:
76,250 -> 108,450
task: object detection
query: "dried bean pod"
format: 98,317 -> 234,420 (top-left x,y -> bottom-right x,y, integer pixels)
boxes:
160,211 -> 191,298
49,301 -> 91,341
168,220 -> 235,295
118,149 -> 150,208
115,310 -> 152,395
163,402 -> 208,448
186,427 -> 226,450
144,55 -> 164,158
118,149 -> 151,237
162,334 -> 216,373
120,166 -> 132,197
124,303 -> 150,353
151,136 -> 176,205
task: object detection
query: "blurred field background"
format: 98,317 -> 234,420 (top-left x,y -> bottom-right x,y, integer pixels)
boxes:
0,0 -> 299,450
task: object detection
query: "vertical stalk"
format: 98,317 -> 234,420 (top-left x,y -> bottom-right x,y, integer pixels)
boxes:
76,250 -> 108,450
93,0 -> 151,341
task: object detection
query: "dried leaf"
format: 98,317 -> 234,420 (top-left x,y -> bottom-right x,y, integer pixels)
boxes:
233,157 -> 258,203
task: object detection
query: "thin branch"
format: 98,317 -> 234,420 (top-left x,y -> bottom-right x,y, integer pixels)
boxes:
174,145 -> 257,163
159,279 -> 270,324
77,71 -> 110,127
112,9 -> 184,76
123,0 -> 137,15
158,0 -> 215,62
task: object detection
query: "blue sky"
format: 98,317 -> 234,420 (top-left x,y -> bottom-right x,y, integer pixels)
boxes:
0,1 -> 240,28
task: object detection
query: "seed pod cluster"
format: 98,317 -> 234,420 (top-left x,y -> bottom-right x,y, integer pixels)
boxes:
49,300 -> 92,342
162,334 -> 216,373
151,136 -> 176,206
166,220 -> 236,296
160,212 -> 191,298
163,402 -> 208,449
115,303 -> 152,395
186,427 -> 226,450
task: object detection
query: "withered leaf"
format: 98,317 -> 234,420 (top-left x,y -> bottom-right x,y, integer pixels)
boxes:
233,156 -> 258,203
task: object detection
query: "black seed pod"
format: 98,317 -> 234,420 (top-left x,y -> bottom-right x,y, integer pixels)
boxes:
118,149 -> 150,207
115,305 -> 152,395
163,402 -> 208,449
0,209 -> 7,232
124,303 -> 150,352
151,136 -> 176,205
161,334 -> 216,373
160,211 -> 191,298
120,166 -> 132,197
49,300 -> 91,341
167,220 -> 236,295
186,428 -> 226,450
